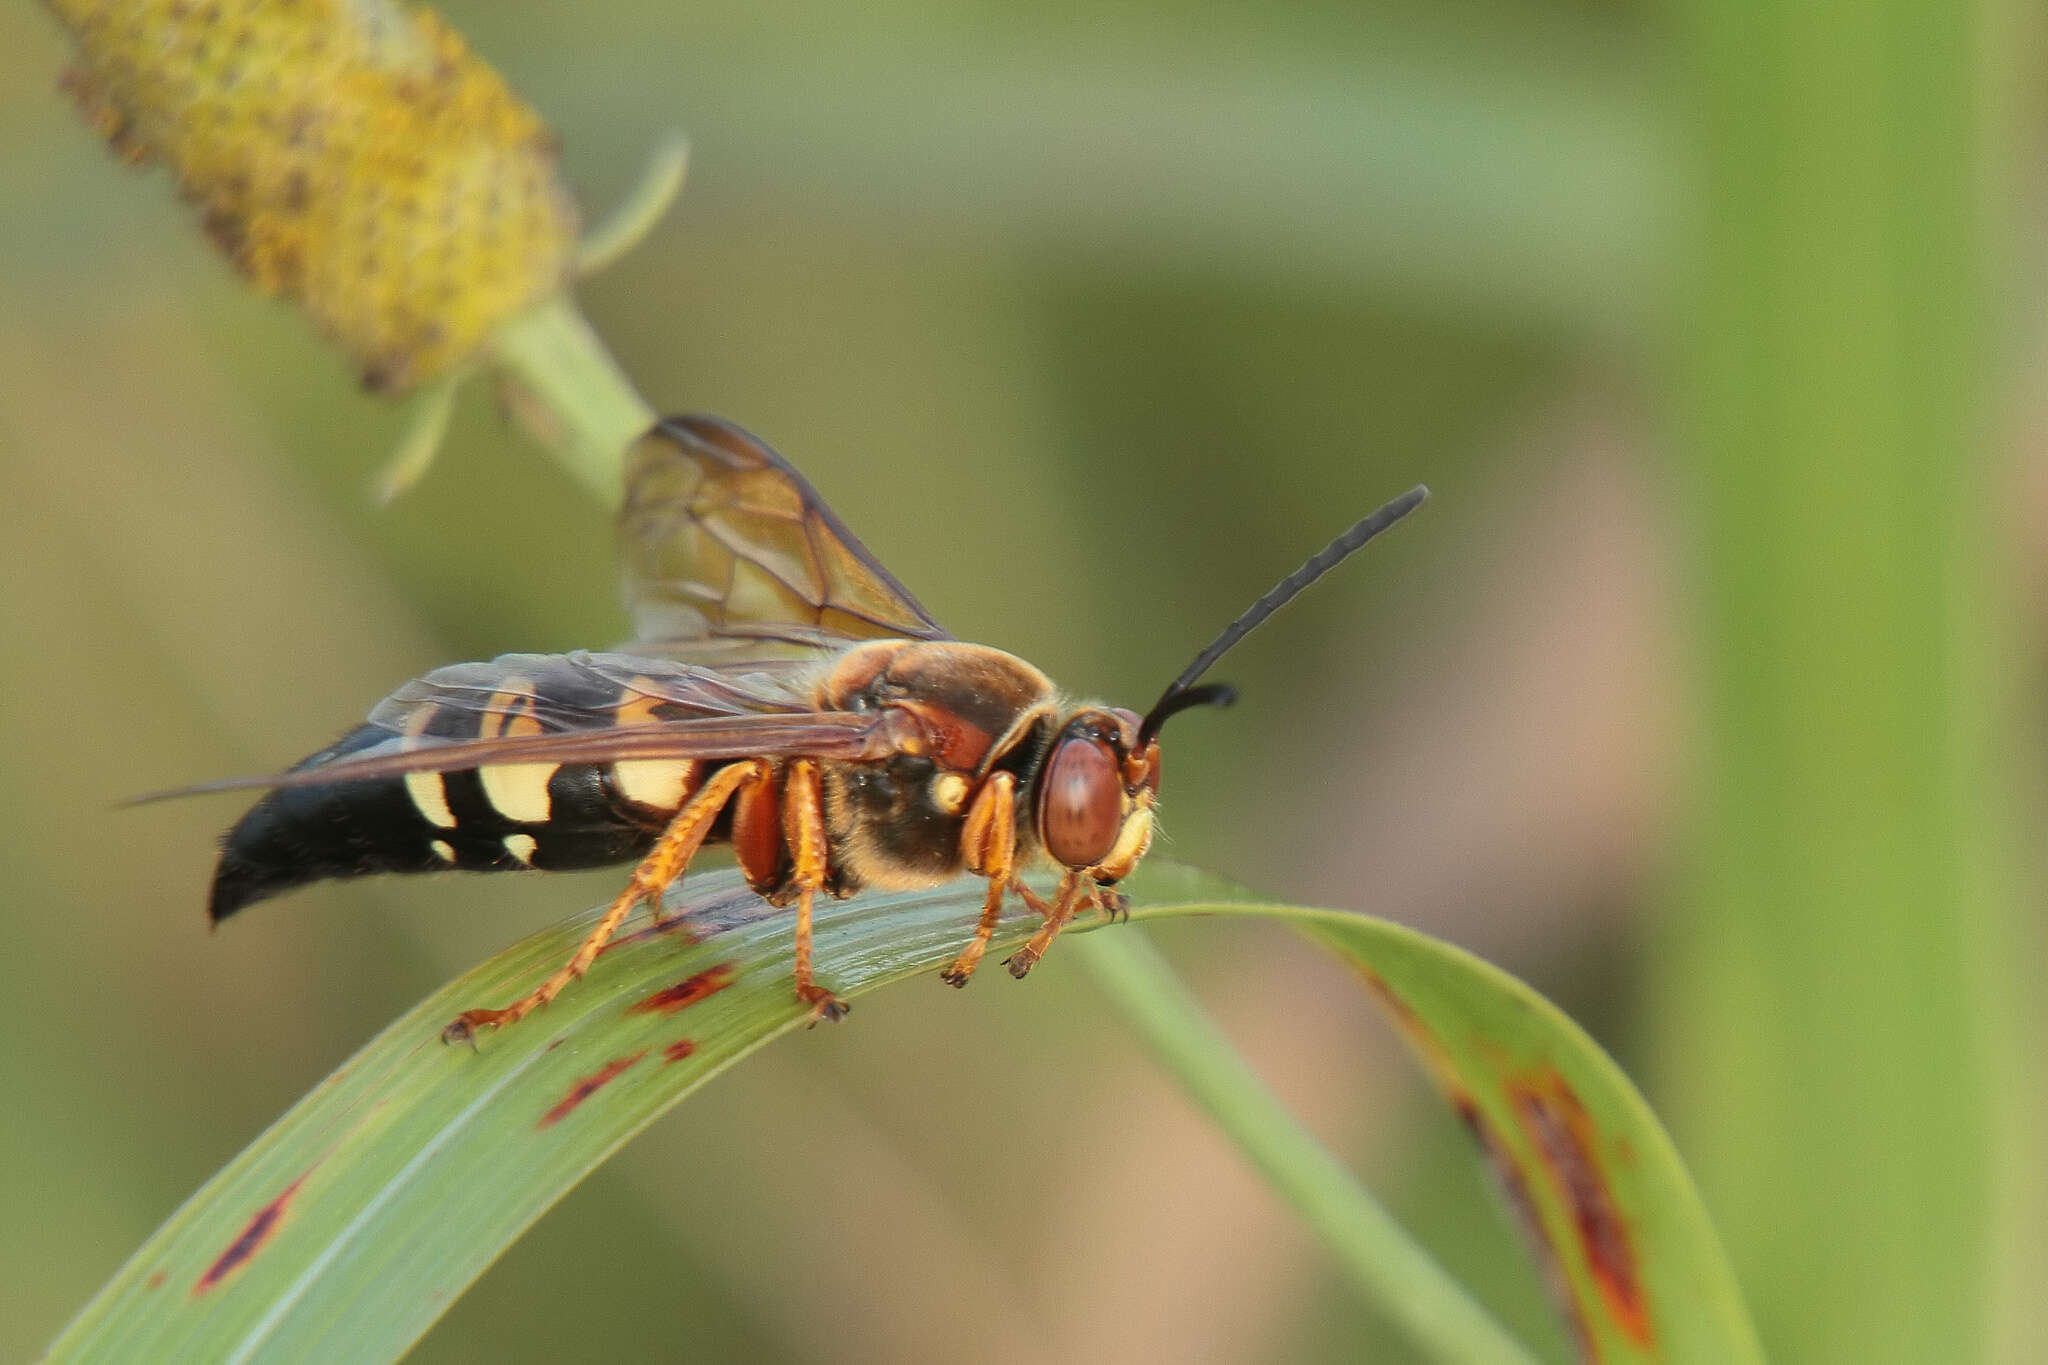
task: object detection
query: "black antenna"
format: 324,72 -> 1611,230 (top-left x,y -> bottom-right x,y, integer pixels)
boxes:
1136,485 -> 1428,750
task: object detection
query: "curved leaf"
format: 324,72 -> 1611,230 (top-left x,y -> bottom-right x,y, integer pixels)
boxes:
1286,916 -> 1761,1362
46,865 -> 1756,1364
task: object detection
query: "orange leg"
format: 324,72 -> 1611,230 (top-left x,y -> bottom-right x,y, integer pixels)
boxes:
941,773 -> 1017,988
1010,878 -> 1055,919
1004,871 -> 1093,979
442,760 -> 768,1045
781,759 -> 847,1022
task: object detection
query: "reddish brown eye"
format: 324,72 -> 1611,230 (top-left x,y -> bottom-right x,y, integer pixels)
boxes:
1040,736 -> 1123,868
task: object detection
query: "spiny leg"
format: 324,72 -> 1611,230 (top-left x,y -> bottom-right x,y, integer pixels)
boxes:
941,772 -> 1018,988
780,758 -> 846,1022
1004,871 -> 1092,979
941,878 -> 1010,989
442,760 -> 767,1045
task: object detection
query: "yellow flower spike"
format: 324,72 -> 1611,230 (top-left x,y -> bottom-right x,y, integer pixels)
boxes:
364,130 -> 690,505
45,0 -> 581,392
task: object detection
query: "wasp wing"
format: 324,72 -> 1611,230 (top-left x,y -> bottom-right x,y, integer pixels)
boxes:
137,714 -> 890,799
619,414 -> 950,661
363,651 -> 822,735
136,651 -> 895,801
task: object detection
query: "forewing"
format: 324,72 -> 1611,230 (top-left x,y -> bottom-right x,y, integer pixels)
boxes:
136,651 -> 894,801
362,651 -> 821,736
620,414 -> 949,659
141,714 -> 893,798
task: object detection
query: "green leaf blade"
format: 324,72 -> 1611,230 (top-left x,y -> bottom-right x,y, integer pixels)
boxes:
48,867 -> 1757,1365
50,875 -> 839,1364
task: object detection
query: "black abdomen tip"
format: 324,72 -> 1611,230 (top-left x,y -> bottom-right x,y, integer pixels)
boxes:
209,836 -> 307,923
206,723 -> 665,919
207,726 -> 456,920
207,775 -> 417,922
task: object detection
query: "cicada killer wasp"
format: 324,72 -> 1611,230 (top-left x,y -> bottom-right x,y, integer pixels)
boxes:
156,416 -> 1425,1041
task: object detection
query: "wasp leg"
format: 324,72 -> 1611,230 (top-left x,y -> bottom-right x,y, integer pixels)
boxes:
443,760 -> 768,1045
937,876 -> 1009,989
781,759 -> 847,1023
1004,871 -> 1090,979
941,772 -> 1018,988
1010,878 -> 1055,919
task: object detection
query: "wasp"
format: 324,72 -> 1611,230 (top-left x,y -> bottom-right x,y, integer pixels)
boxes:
165,416 -> 1425,1041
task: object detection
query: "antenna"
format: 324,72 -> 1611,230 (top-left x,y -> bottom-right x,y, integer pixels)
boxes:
1136,485 -> 1428,750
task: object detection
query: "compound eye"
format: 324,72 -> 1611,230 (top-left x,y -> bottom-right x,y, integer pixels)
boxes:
1040,736 -> 1123,869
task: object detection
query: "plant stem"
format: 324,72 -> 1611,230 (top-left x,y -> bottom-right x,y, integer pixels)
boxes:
488,293 -> 655,506
1073,929 -> 1540,1365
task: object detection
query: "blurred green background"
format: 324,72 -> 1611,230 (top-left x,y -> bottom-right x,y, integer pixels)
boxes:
2,1 -> 2038,1361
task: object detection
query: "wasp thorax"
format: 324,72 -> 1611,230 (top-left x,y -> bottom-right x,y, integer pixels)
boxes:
821,640 -> 1055,773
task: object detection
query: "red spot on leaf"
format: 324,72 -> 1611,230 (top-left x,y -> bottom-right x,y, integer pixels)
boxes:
661,1038 -> 698,1064
193,1170 -> 311,1295
538,1051 -> 647,1129
1508,1071 -> 1654,1348
628,963 -> 735,1016
1454,1095 -> 1597,1362
1360,969 -> 1612,1359
144,1270 -> 166,1291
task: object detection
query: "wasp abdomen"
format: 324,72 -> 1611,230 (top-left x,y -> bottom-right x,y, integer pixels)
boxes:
207,653 -> 739,922
210,729 -> 690,921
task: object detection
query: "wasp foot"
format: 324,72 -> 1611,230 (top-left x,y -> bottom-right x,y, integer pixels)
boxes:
797,983 -> 850,1025
441,1008 -> 515,1048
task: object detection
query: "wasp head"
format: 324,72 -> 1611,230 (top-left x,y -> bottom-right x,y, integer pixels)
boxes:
1036,706 -> 1162,881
